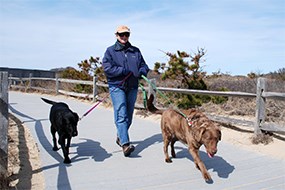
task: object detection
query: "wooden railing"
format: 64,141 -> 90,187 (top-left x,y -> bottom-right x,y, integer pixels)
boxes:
6,73 -> 285,135
1,71 -> 285,174
0,72 -> 8,178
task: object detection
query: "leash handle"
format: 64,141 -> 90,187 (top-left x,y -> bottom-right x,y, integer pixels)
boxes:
80,72 -> 132,120
141,75 -> 172,104
139,83 -> 147,109
141,75 -> 188,120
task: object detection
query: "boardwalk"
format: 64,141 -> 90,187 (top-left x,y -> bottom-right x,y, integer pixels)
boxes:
8,91 -> 285,190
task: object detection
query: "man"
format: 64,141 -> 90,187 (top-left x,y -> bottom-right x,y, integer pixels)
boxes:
102,25 -> 149,157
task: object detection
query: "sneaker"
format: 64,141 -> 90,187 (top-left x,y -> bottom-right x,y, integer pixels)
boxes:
116,137 -> 121,147
122,144 -> 135,157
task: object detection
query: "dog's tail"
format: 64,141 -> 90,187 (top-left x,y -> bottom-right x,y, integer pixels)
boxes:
146,94 -> 164,115
41,97 -> 57,105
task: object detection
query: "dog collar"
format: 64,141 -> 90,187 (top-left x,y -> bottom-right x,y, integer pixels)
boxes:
186,117 -> 193,127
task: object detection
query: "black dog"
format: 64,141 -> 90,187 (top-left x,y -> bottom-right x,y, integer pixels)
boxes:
41,97 -> 79,164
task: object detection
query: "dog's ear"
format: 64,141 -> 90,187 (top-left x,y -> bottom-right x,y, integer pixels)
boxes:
194,127 -> 206,142
218,129 -> 222,141
73,112 -> 79,123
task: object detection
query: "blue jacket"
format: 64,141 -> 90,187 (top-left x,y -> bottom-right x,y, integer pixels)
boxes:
102,41 -> 149,90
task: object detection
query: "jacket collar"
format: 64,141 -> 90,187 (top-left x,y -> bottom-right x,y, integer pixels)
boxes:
114,40 -> 134,52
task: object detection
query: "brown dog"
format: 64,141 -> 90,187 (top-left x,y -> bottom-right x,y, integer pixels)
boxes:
147,94 -> 221,181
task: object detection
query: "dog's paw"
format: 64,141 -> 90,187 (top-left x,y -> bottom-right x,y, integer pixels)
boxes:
63,157 -> 71,164
203,171 -> 212,182
53,147 -> 59,151
165,158 -> 172,163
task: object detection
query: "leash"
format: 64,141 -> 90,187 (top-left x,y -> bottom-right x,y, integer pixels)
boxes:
139,83 -> 147,109
80,72 -> 132,120
141,75 -> 192,126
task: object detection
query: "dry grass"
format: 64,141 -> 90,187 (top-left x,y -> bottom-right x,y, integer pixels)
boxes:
251,133 -> 274,145
0,114 -> 44,190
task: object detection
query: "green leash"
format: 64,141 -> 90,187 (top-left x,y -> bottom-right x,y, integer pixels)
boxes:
139,83 -> 147,109
141,75 -> 190,123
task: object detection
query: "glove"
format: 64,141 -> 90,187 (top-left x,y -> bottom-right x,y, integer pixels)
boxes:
139,69 -> 147,79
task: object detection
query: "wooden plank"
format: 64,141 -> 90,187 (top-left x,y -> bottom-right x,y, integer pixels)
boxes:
262,91 -> 285,100
208,114 -> 285,135
8,76 -> 285,134
254,78 -> 266,135
58,78 -> 93,85
0,72 -> 8,175
206,114 -> 254,128
58,89 -> 93,98
157,87 -> 256,98
261,122 -> 285,134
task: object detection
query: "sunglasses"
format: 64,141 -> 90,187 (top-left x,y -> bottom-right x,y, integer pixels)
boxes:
117,32 -> 130,37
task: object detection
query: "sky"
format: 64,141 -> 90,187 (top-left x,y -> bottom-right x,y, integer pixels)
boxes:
0,0 -> 284,76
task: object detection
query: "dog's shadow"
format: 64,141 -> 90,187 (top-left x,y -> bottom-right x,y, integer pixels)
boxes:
175,146 -> 235,180
131,133 -> 163,157
70,138 -> 112,162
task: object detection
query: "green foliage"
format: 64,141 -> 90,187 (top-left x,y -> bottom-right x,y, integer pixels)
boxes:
154,62 -> 161,73
156,48 -> 208,108
61,67 -> 82,80
247,72 -> 257,79
188,79 -> 207,90
210,87 -> 229,104
77,56 -> 106,82
60,56 -> 106,94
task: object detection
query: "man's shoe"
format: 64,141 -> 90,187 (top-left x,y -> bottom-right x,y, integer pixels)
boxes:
122,144 -> 135,157
116,137 -> 121,147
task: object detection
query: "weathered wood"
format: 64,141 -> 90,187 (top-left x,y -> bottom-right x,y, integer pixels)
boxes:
93,76 -> 98,102
8,74 -> 12,87
28,73 -> 33,89
260,123 -> 285,134
207,114 -> 255,128
255,78 -> 266,135
208,114 -> 285,135
157,87 -> 256,98
55,73 -> 59,95
8,76 -> 285,134
0,72 -> 8,175
262,91 -> 285,100
59,78 -> 93,85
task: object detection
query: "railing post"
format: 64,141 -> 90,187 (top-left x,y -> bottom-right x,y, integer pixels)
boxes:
0,72 -> 9,182
55,73 -> 59,95
148,78 -> 157,106
8,74 -> 12,88
28,73 -> 33,90
254,77 -> 266,135
93,76 -> 98,102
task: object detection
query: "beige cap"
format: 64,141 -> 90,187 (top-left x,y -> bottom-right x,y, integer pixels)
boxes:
115,25 -> 130,34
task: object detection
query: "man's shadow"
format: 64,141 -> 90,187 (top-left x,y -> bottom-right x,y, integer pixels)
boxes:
131,133 -> 163,157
